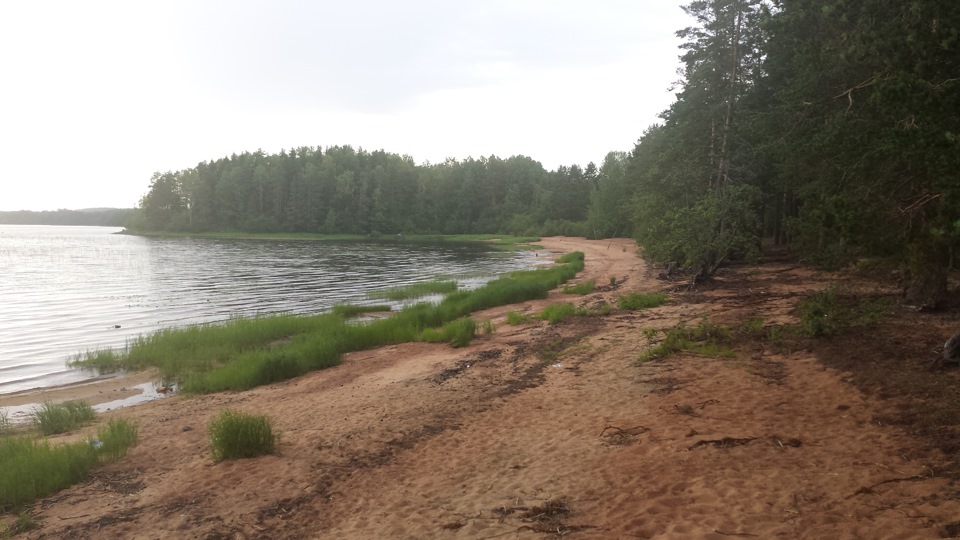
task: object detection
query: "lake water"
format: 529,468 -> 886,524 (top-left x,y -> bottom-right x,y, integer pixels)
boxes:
0,225 -> 543,395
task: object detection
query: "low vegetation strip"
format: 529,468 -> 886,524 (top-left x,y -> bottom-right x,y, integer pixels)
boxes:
0,418 -> 139,510
369,280 -> 458,300
73,252 -> 585,394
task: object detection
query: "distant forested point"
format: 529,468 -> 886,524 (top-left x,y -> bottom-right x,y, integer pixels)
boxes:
134,0 -> 958,307
0,208 -> 136,227
131,147 -> 621,240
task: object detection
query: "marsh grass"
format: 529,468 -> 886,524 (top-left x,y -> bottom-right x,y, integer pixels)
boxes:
208,410 -> 277,462
33,401 -> 96,436
0,436 -> 96,510
617,292 -> 667,310
640,318 -> 736,362
72,252 -> 586,394
562,280 -> 595,295
0,409 -> 9,434
331,304 -> 392,318
369,280 -> 457,300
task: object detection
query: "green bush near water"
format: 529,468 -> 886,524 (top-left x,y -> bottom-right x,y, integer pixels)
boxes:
73,252 -> 586,395
33,401 -> 96,436
208,410 -> 277,462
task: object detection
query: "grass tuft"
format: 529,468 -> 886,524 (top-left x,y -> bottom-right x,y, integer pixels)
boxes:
208,410 -> 278,462
506,311 -> 531,325
538,303 -> 578,324
617,292 -> 667,310
798,283 -> 889,337
420,318 -> 478,348
562,280 -> 595,295
33,401 -> 96,436
95,418 -> 139,462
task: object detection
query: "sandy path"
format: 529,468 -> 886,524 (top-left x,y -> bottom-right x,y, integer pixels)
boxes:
5,237 -> 960,539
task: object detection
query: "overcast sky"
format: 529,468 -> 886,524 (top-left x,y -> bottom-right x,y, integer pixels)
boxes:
0,1 -> 688,211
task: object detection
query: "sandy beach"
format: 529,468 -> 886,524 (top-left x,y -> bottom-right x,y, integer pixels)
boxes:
4,236 -> 960,539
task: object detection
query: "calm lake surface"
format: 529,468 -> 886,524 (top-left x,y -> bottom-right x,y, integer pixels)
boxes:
0,225 -> 543,394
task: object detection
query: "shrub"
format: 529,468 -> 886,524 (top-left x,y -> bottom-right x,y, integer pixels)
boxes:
617,292 -> 667,310
33,401 -> 96,436
208,410 -> 278,462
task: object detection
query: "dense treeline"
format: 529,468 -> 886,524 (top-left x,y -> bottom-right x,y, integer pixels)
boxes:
132,147 -> 609,238
0,208 -> 135,227
624,0 -> 959,307
135,0 -> 958,305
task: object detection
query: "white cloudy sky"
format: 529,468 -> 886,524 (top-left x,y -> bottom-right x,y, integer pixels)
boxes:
0,1 -> 688,211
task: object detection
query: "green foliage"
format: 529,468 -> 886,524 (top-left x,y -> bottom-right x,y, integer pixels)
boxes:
420,318 -> 477,348
95,418 -> 139,462
33,401 -> 96,436
369,280 -> 457,300
207,410 -> 277,462
640,318 -> 736,362
0,409 -> 9,433
72,253 -> 586,394
617,292 -> 667,310
0,436 -> 97,511
538,303 -> 577,324
506,311 -> 531,325
562,280 -> 595,295
332,304 -> 392,318
798,284 -> 890,338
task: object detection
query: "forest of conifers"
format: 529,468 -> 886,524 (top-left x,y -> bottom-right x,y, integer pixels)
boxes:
135,0 -> 958,306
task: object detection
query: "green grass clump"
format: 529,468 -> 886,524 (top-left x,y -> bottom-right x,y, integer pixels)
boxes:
539,303 -> 578,324
562,280 -> 595,295
640,318 -> 735,362
369,280 -> 457,300
420,318 -> 477,347
506,311 -> 531,325
0,409 -> 9,433
208,410 -> 278,462
33,401 -> 96,436
331,304 -> 392,318
95,418 -> 139,462
617,292 -> 667,310
0,436 -> 97,510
